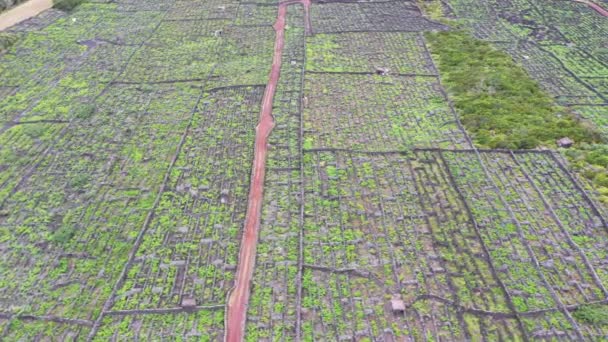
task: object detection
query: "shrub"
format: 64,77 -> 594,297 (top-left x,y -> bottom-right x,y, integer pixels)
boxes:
53,0 -> 85,11
0,32 -> 19,53
573,305 -> 608,326
74,103 -> 96,119
426,30 -> 608,203
51,225 -> 76,244
425,30 -> 601,149
70,173 -> 90,189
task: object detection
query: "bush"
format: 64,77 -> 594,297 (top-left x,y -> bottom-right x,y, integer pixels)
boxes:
425,31 -> 601,149
0,32 -> 19,53
51,225 -> 76,244
74,103 -> 96,119
594,173 -> 608,188
53,0 -> 85,11
22,124 -> 46,138
426,30 -> 608,203
70,173 -> 90,189
573,305 -> 608,326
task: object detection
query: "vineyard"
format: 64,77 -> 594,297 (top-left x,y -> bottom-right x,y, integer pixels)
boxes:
0,0 -> 607,341
444,0 -> 608,126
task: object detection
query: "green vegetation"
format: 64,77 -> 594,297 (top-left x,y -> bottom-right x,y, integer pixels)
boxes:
573,304 -> 608,326
2,0 -> 608,339
306,32 -> 436,75
417,0 -> 444,21
50,224 -> 76,244
0,0 -> 272,337
426,30 -> 608,203
53,0 -> 85,11
0,32 -> 19,54
565,144 -> 608,203
426,30 -> 600,149
303,73 -> 465,151
74,103 -> 95,119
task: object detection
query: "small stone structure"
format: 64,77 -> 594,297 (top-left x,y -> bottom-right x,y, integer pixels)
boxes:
556,137 -> 574,148
390,298 -> 405,313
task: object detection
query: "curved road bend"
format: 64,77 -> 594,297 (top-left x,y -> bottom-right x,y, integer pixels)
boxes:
224,0 -> 311,341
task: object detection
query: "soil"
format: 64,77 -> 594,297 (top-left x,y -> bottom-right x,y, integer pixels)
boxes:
224,1 -> 311,341
0,0 -> 53,31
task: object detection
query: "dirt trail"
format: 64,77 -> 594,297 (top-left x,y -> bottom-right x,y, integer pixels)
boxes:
0,0 -> 53,31
224,0 -> 310,341
575,0 -> 608,16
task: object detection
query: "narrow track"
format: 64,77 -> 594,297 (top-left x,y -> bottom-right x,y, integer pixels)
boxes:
224,0 -> 310,341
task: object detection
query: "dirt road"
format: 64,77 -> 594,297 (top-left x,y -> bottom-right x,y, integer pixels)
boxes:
0,0 -> 53,31
224,0 -> 310,341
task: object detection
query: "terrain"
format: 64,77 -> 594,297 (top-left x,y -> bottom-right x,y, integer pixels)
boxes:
0,0 -> 607,340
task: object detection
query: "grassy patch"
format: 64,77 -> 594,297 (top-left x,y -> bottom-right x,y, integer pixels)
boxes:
425,30 -> 601,150
573,304 -> 608,326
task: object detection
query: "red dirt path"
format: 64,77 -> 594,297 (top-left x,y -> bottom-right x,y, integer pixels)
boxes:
224,0 -> 310,341
575,0 -> 608,16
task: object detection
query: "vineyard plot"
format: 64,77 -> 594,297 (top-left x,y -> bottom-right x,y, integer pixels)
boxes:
0,38 -> 105,120
442,149 -> 608,339
534,0 -> 608,54
512,152 -> 608,288
544,45 -> 608,78
2,0 -> 608,340
0,318 -> 90,341
581,77 -> 608,97
310,1 -> 448,34
457,19 -> 528,43
300,150 -> 525,340
110,86 -> 262,312
209,25 -> 275,88
118,21 -> 225,84
572,106 -> 608,137
9,44 -> 139,122
302,73 -> 468,151
44,4 -> 166,45
447,0 -> 608,117
0,122 -> 65,203
0,0 -> 268,338
94,309 -> 225,341
306,32 -> 436,75
108,0 -> 176,12
235,3 -> 277,26
166,0 -> 239,21
502,43 -> 605,106
0,82 -> 202,323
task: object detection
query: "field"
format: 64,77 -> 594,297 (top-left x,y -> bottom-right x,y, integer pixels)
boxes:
0,0 -> 607,340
